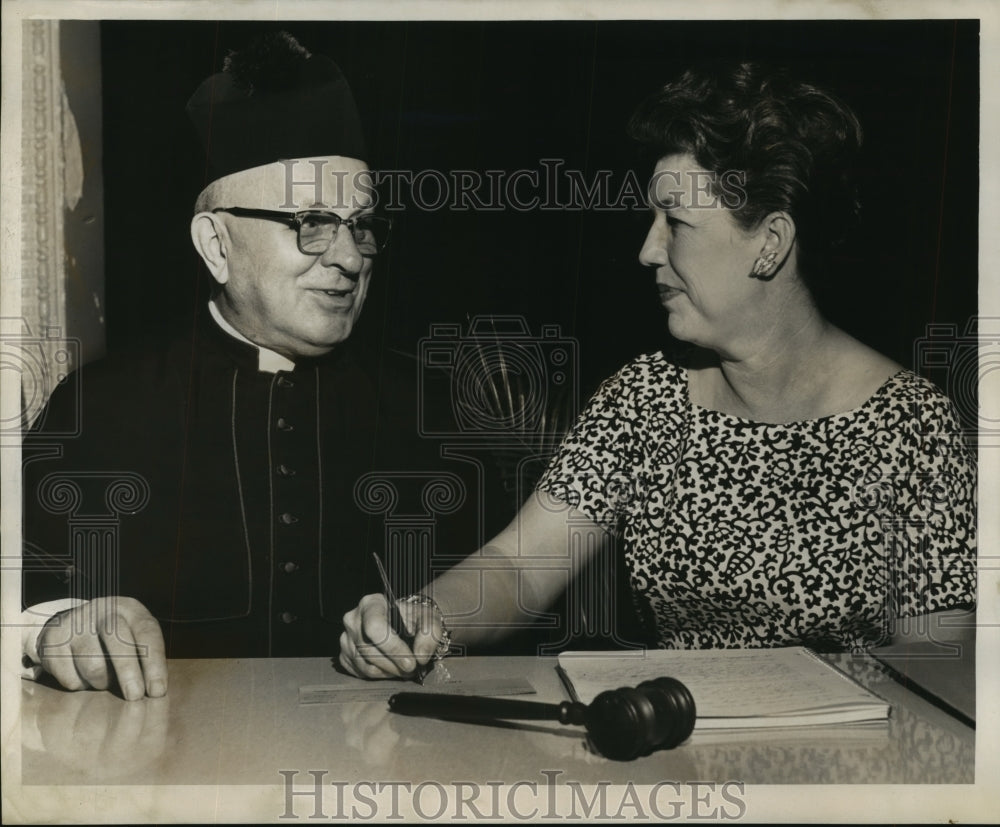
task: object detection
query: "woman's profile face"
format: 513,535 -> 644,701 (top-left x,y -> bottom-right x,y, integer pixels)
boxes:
638,154 -> 772,356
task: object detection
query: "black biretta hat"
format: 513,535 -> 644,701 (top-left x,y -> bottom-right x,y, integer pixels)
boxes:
186,31 -> 366,181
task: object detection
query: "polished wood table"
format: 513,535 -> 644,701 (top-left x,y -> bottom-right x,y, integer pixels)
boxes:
12,651 -> 980,822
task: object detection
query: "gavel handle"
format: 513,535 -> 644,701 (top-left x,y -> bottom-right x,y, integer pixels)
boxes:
389,692 -> 588,725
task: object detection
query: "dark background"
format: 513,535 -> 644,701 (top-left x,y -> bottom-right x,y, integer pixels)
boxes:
100,18 -> 979,398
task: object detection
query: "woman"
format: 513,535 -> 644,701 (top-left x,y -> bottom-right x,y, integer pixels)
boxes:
340,63 -> 976,678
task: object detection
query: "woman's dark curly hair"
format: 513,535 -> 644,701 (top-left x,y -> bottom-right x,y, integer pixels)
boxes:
628,62 -> 863,290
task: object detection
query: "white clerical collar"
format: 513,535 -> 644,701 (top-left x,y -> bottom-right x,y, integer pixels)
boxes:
208,299 -> 297,374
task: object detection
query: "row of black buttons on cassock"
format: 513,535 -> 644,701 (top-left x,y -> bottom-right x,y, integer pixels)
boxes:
276,372 -> 302,626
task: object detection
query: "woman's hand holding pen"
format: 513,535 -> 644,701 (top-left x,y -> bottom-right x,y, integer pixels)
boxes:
339,594 -> 444,680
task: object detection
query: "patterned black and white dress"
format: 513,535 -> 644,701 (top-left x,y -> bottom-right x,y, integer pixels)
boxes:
536,353 -> 977,651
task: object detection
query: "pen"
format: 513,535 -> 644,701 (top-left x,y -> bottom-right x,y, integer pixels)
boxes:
372,552 -> 428,684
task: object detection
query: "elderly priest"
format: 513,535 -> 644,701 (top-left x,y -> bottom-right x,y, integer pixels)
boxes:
21,32 -> 399,700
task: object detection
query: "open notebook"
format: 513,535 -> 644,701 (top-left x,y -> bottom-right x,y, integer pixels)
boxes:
557,647 -> 890,730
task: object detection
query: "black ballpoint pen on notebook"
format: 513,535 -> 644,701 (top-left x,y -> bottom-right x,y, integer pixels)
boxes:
372,553 -> 430,684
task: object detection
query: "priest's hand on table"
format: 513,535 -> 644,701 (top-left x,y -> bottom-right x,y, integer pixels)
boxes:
36,597 -> 168,700
339,593 -> 443,680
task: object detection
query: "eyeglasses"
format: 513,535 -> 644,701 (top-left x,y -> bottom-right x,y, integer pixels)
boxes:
213,207 -> 392,256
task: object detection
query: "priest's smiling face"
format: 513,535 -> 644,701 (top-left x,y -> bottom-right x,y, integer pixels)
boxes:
192,156 -> 376,360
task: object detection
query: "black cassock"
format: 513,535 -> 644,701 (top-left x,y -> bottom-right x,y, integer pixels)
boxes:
22,309 -> 423,657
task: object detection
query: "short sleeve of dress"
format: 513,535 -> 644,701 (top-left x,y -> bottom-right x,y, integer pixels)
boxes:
888,375 -> 977,618
535,354 -> 686,533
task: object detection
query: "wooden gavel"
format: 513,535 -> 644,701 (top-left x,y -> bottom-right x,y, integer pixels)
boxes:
389,677 -> 696,760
